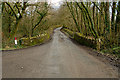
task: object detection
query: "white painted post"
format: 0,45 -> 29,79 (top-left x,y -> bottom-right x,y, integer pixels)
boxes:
15,37 -> 17,45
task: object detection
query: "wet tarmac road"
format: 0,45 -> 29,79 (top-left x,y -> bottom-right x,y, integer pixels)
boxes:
2,28 -> 118,78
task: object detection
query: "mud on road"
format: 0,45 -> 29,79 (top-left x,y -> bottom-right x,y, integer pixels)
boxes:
2,27 -> 118,78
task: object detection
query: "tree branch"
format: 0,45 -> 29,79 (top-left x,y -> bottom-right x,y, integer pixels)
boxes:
32,11 -> 47,31
15,2 -> 22,18
5,2 -> 18,19
92,2 -> 103,15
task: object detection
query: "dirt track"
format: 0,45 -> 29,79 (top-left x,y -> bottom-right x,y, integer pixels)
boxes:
2,27 -> 118,78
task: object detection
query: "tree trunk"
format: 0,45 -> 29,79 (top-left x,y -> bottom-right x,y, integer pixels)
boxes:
9,18 -> 22,40
81,2 -> 98,38
111,2 -> 116,31
104,2 -> 110,33
115,1 -> 120,34
66,2 -> 80,32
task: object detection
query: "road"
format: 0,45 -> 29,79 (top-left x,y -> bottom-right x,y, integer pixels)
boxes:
2,27 -> 118,78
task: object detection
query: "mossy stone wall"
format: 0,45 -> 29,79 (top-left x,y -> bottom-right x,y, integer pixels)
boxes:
61,27 -> 97,49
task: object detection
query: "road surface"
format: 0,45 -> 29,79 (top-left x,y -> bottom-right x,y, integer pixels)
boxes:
2,28 -> 118,78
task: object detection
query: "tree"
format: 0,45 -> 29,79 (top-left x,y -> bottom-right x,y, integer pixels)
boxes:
4,2 -> 28,40
31,2 -> 49,36
111,2 -> 116,31
104,2 -> 110,33
115,1 -> 120,34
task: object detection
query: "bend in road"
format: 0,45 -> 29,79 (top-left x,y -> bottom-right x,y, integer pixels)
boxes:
2,27 -> 118,78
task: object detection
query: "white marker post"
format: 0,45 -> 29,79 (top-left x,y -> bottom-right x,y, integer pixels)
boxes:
15,37 -> 17,48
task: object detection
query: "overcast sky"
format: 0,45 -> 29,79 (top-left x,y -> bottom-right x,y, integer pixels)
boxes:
48,0 -> 63,9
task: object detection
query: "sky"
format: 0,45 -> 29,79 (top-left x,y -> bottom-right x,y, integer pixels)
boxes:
48,0 -> 63,9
